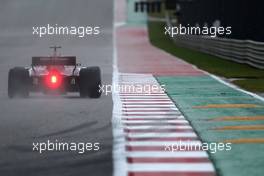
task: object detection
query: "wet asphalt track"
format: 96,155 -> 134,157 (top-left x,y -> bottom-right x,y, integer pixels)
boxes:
0,0 -> 113,175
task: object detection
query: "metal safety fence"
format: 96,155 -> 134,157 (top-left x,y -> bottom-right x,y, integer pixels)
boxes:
166,18 -> 264,69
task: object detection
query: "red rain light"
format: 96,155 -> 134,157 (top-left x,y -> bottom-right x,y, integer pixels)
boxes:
45,69 -> 62,89
51,75 -> 57,83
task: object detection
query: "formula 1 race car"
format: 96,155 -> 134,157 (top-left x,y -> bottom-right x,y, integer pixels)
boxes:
8,46 -> 102,98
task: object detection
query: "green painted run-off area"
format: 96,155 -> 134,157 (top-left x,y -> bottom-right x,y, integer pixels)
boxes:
157,76 -> 264,176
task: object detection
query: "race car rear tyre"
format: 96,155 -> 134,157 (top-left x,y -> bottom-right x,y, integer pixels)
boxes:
79,67 -> 102,98
8,67 -> 30,98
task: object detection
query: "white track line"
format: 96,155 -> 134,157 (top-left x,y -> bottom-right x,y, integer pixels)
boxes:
209,74 -> 264,102
112,1 -> 127,175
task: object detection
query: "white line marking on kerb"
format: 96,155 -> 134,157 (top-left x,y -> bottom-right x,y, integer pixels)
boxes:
122,115 -> 185,119
127,163 -> 215,172
122,120 -> 189,124
127,151 -> 209,158
126,140 -> 202,147
126,132 -> 197,138
124,125 -> 193,130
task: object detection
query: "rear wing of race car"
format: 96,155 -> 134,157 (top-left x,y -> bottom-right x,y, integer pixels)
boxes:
32,56 -> 76,66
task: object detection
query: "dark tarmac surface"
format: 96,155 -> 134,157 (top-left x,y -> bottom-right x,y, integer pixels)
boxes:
0,0 -> 113,175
